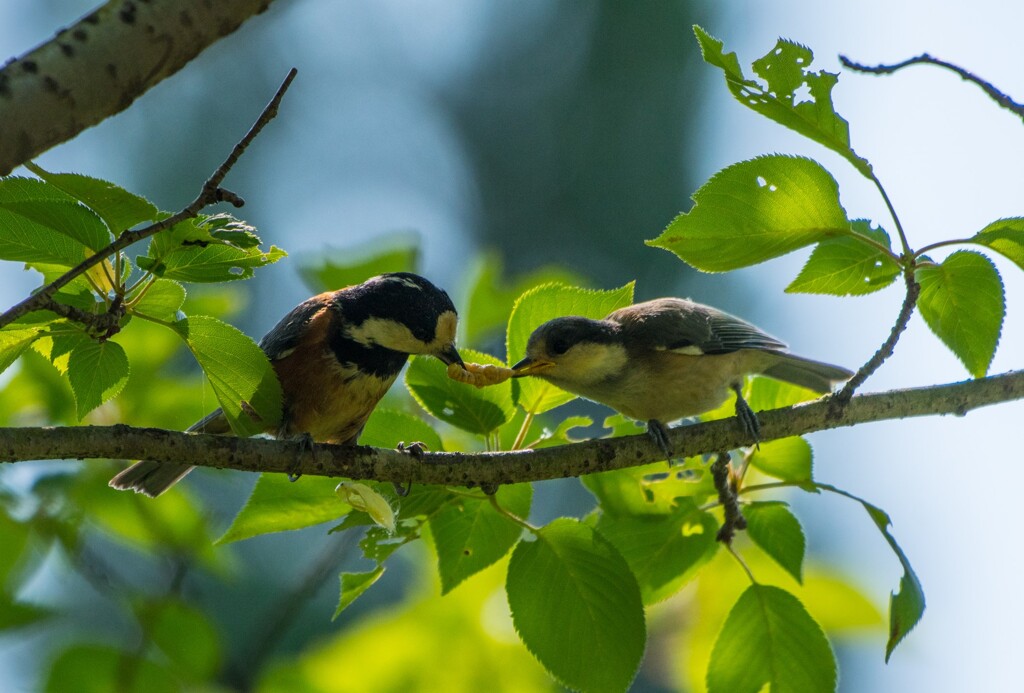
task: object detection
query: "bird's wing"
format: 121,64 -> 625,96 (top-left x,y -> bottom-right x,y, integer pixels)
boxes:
608,298 -> 786,355
258,291 -> 338,360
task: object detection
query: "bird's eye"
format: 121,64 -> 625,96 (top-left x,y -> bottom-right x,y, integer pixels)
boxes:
549,337 -> 570,356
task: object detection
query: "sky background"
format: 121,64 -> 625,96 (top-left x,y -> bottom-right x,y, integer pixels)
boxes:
2,1 -> 1023,691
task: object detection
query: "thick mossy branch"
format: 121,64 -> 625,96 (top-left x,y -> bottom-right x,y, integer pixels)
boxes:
2,370 -> 1022,486
0,0 -> 280,175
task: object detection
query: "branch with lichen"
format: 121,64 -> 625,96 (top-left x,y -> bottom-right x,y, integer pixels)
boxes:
2,370 -> 1022,486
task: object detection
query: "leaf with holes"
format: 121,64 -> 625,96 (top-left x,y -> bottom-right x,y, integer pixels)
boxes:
788,220 -> 900,295
744,501 -> 806,583
916,250 -> 1004,377
66,340 -> 130,419
431,483 -> 531,594
137,243 -> 286,283
647,156 -> 851,272
507,518 -> 645,693
405,348 -> 514,436
508,282 -> 634,415
693,26 -> 872,178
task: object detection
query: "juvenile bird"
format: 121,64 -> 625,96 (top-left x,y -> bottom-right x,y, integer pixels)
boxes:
110,272 -> 463,497
511,297 -> 852,455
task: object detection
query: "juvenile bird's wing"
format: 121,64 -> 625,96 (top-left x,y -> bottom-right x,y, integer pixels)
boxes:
608,298 -> 786,355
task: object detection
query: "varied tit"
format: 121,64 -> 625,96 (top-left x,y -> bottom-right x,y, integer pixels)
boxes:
511,297 -> 852,455
110,272 -> 464,497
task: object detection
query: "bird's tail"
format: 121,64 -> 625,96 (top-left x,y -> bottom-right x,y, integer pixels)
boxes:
108,409 -> 229,497
760,353 -> 854,394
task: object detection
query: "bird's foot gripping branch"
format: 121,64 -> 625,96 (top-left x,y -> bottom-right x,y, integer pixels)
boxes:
2,27 -> 1024,693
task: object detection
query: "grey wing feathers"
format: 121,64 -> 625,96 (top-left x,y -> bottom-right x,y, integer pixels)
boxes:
608,298 -> 785,355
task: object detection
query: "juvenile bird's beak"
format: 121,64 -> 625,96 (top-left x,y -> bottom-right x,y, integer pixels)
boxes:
437,343 -> 465,368
511,356 -> 554,377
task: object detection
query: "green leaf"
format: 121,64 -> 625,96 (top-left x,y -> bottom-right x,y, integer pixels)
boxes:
66,340 -> 130,419
0,207 -> 90,267
360,523 -> 418,563
530,415 -> 593,449
298,233 -> 419,294
24,162 -> 160,232
0,510 -> 31,588
0,199 -> 111,251
0,176 -> 74,204
0,595 -> 51,630
693,26 -> 872,178
334,566 -> 386,619
647,156 -> 851,272
405,348 -> 514,436
787,220 -> 900,295
217,475 -> 350,544
138,242 -> 287,283
508,282 -> 634,414
748,436 -> 813,482
744,501 -> 806,583
130,279 -> 186,322
707,584 -> 836,693
0,327 -> 44,376
971,217 -> 1024,271
359,407 -> 444,451
461,252 -> 585,347
597,499 -> 719,604
45,645 -> 176,693
431,484 -> 531,594
141,600 -> 221,681
172,315 -> 282,436
507,518 -> 645,693
916,250 -> 1004,377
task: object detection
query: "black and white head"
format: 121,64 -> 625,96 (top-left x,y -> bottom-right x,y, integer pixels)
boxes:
512,316 -> 626,387
343,272 -> 463,365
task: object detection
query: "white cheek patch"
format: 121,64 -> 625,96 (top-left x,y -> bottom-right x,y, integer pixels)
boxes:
433,311 -> 457,348
347,318 -> 420,352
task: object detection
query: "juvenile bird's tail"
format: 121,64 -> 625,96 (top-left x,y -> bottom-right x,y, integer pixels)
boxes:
108,409 -> 230,497
761,353 -> 854,394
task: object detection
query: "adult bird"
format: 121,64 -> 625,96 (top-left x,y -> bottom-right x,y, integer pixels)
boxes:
110,272 -> 463,496
511,297 -> 852,454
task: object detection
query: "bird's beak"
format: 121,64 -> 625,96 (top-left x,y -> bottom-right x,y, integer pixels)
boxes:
437,343 -> 465,368
511,356 -> 554,377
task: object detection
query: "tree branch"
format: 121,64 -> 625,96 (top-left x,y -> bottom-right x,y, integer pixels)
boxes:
0,67 -> 297,331
2,370 -> 1022,486
0,0 -> 283,175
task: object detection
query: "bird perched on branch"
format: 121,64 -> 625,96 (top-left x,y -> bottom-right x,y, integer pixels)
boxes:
110,272 -> 464,497
511,297 -> 852,455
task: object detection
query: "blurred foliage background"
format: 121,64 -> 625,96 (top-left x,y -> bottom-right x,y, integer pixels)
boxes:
2,1 -> 1024,692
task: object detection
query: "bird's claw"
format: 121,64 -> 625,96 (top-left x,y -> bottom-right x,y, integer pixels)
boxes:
732,384 -> 761,448
397,441 -> 428,458
287,432 -> 317,482
646,419 -> 674,461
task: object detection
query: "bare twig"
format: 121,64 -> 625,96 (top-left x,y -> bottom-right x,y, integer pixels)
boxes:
840,53 -> 1024,123
2,369 -> 1023,486
0,68 -> 297,331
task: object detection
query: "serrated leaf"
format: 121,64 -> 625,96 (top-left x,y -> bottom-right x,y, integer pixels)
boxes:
970,217 -> 1024,271
530,415 -> 593,449
24,163 -> 160,232
749,436 -> 813,482
0,199 -> 111,251
916,250 -> 1004,377
359,407 -> 444,451
405,348 -> 514,436
787,220 -> 900,295
217,475 -> 349,544
0,327 -> 44,376
130,279 -> 186,322
298,234 -> 419,294
432,483 -> 531,594
647,156 -> 851,272
0,207 -> 89,267
0,176 -> 74,204
66,340 -> 129,419
707,584 -> 836,693
508,282 -> 634,415
744,501 -> 806,583
138,243 -> 287,283
597,499 -> 719,604
360,524 -> 418,563
508,518 -> 645,693
334,566 -> 386,619
693,26 -> 872,178
140,600 -> 221,681
584,459 -> 716,516
172,315 -> 282,436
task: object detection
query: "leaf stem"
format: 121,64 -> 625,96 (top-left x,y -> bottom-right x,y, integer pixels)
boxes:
726,544 -> 758,584
913,238 -> 975,258
511,412 -> 535,451
488,494 -> 539,533
868,171 -> 912,259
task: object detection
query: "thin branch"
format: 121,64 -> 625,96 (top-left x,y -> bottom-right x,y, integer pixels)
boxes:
840,53 -> 1024,123
0,68 -> 297,331
832,269 -> 920,408
2,369 -> 1023,486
